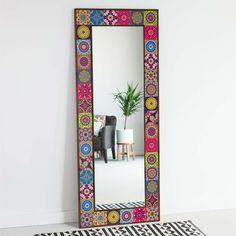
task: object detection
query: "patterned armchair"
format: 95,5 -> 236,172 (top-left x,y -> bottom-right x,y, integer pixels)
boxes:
94,115 -> 117,163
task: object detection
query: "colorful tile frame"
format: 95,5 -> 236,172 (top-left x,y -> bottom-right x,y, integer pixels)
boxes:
74,9 -> 159,228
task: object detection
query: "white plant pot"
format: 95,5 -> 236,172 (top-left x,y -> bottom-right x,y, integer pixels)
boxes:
117,129 -> 134,143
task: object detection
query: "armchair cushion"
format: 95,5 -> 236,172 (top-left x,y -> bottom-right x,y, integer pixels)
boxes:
94,115 -> 106,127
94,121 -> 103,136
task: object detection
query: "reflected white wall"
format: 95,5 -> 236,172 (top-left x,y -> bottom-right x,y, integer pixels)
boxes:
93,27 -> 144,156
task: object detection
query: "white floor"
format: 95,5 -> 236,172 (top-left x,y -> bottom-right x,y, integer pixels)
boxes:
1,208 -> 236,236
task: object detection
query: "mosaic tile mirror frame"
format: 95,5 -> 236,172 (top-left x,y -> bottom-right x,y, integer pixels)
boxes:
74,9 -> 159,228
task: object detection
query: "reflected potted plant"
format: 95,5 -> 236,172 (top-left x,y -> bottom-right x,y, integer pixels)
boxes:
113,83 -> 143,143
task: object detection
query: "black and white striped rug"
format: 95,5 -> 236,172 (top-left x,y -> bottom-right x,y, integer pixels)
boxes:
96,201 -> 145,210
35,220 -> 206,236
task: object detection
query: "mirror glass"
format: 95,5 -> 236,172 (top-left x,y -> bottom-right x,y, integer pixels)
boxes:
93,27 -> 145,210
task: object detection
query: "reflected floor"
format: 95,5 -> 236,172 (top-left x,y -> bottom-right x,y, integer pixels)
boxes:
95,155 -> 145,206
95,201 -> 145,211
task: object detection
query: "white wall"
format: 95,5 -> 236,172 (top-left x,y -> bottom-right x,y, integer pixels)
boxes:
93,27 -> 144,155
0,0 -> 236,228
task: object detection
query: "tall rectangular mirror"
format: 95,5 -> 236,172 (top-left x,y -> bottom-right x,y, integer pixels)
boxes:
75,9 -> 159,228
93,27 -> 145,210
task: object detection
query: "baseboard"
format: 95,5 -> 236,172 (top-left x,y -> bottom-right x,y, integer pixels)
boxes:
0,210 -> 78,228
161,206 -> 236,216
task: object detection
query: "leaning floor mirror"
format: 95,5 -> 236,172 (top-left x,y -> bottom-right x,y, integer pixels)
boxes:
74,9 -> 159,228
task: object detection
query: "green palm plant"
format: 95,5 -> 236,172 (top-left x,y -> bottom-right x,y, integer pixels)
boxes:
113,83 -> 143,129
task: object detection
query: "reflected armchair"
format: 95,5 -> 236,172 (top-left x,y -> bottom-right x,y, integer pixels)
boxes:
94,115 -> 117,163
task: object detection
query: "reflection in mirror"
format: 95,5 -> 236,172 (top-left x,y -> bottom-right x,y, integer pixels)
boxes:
93,27 -> 145,210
